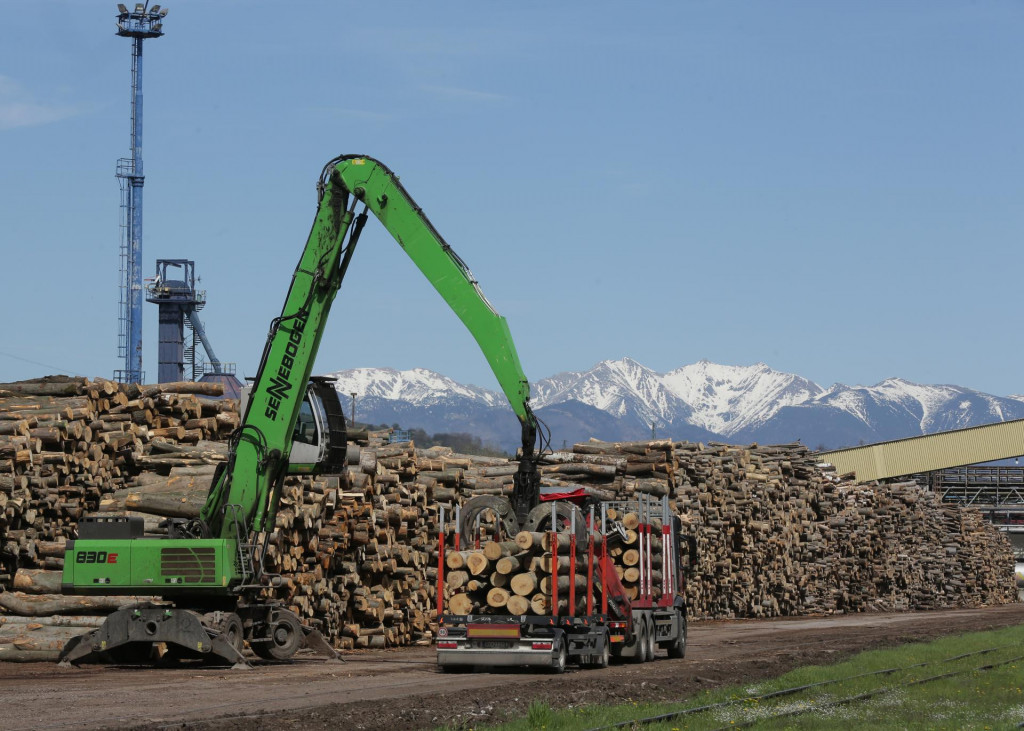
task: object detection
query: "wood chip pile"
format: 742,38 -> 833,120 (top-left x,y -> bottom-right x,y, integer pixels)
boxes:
0,376 -> 1018,660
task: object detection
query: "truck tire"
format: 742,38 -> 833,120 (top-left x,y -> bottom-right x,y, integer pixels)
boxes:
204,611 -> 244,654
667,612 -> 687,659
252,609 -> 303,661
550,642 -> 567,674
644,621 -> 656,662
222,613 -> 244,654
629,621 -> 648,664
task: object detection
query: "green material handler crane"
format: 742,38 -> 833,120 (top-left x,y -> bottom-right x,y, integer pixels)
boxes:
58,155 -> 545,666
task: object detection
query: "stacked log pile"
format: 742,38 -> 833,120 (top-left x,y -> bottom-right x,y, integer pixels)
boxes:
260,439 -> 448,649
0,375 -> 239,660
1,376 -> 1018,661
441,440 -> 1016,620
0,376 -> 237,582
565,440 -> 1017,618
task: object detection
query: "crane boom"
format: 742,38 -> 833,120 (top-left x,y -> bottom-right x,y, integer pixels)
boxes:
333,155 -> 535,427
329,156 -> 542,523
201,155 -> 540,540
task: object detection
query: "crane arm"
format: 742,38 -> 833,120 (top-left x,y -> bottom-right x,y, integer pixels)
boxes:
200,169 -> 357,538
332,156 -> 535,427
331,156 -> 542,521
201,155 -> 541,540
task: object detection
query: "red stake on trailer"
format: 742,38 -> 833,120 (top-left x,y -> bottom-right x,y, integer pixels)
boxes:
437,506 -> 446,620
551,502 -> 559,617
568,536 -> 576,617
645,498 -> 653,604
638,499 -> 647,603
643,495 -> 651,602
662,495 -> 672,607
586,505 -> 595,616
454,503 -> 461,552
600,503 -> 609,616
568,508 -> 577,618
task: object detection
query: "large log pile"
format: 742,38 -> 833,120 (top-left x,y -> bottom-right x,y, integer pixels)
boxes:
0,376 -> 1018,661
0,376 -> 236,577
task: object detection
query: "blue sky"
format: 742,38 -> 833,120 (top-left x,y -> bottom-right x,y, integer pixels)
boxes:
2,1 -> 1024,396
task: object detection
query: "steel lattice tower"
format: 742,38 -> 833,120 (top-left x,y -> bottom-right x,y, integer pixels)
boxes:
113,2 -> 167,384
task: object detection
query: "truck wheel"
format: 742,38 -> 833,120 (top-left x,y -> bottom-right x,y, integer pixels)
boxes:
252,610 -> 303,661
205,611 -> 244,654
629,622 -> 648,664
644,621 -> 657,662
222,613 -> 245,654
668,614 -> 687,659
550,642 -> 567,674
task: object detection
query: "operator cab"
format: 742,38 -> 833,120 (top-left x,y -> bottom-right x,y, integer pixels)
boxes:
240,377 -> 348,475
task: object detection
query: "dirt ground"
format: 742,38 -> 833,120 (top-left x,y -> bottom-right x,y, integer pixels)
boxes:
2,603 -> 1022,731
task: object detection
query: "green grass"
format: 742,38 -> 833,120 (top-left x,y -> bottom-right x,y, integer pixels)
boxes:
459,624 -> 1024,731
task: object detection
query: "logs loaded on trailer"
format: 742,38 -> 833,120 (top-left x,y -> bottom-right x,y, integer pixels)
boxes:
436,495 -> 690,670
439,503 -> 678,619
0,376 -> 1019,661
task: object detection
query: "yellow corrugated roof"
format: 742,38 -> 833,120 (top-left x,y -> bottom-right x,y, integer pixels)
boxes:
816,419 -> 1024,481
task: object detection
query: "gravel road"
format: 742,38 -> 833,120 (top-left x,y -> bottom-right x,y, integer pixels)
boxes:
3,603 -> 1021,731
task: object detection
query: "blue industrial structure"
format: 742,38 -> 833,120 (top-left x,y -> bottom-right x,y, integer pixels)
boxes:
145,259 -> 242,398
114,3 -> 167,384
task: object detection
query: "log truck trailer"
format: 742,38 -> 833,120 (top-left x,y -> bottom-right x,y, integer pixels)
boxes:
435,492 -> 694,672
58,154 -> 550,666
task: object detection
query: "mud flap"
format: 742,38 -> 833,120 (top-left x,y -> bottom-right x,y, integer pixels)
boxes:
57,604 -> 249,669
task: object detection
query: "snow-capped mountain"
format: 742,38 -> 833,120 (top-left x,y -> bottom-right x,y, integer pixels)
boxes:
324,360 -> 1024,453
660,361 -> 824,436
533,358 -> 697,432
326,367 -> 504,408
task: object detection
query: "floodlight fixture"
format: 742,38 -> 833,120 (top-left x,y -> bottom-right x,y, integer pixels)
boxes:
116,1 -> 167,38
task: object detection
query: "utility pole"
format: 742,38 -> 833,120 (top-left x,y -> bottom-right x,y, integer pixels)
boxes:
113,2 -> 168,384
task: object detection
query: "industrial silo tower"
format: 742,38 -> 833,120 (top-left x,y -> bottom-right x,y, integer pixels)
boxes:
145,259 -> 242,398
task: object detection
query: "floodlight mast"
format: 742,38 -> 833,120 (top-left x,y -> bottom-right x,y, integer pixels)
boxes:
113,2 -> 167,385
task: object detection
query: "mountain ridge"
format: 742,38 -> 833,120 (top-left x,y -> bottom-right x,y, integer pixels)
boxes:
323,360 -> 1024,453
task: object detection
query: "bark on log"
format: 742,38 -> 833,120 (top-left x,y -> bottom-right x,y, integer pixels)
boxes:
0,592 -> 144,616
12,569 -> 62,594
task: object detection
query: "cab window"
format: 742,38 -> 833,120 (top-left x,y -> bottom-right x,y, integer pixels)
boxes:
293,399 -> 318,445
